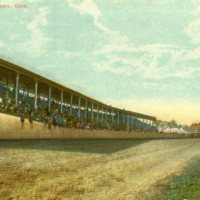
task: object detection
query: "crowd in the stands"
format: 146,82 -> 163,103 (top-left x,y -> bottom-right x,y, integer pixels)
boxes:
0,82 -> 155,131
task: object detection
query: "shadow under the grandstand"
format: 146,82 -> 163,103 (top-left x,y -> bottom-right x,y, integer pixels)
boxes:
0,139 -> 154,154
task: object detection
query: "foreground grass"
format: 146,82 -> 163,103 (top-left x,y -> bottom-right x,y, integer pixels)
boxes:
156,157 -> 200,200
0,138 -> 200,200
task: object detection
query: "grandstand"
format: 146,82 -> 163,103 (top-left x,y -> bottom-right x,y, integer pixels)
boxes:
0,58 -> 156,132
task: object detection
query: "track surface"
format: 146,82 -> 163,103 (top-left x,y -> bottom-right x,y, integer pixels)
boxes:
0,138 -> 200,200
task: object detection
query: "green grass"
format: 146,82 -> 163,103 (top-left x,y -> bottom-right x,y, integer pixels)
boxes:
160,157 -> 200,200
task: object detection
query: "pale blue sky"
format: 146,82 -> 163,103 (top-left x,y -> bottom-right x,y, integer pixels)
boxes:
0,0 -> 200,124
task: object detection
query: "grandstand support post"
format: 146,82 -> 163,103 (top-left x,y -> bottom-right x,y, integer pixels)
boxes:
96,104 -> 99,121
27,88 -> 30,97
60,91 -> 63,113
34,81 -> 38,110
48,87 -> 52,112
122,113 -> 125,125
131,115 -> 133,129
142,118 -> 145,123
85,100 -> 88,119
78,97 -> 81,119
117,112 -> 120,124
132,116 -> 135,128
91,102 -> 94,121
70,93 -> 73,115
6,75 -> 9,98
127,114 -> 129,131
112,109 -> 114,122
22,87 -> 25,97
101,106 -> 104,122
105,108 -> 108,121
15,74 -> 20,107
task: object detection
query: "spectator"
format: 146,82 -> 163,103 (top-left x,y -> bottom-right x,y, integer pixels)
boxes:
28,112 -> 34,129
48,116 -> 53,130
20,113 -> 25,129
52,115 -> 57,127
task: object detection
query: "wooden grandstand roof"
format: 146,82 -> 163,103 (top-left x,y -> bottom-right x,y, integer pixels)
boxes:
0,58 -> 156,121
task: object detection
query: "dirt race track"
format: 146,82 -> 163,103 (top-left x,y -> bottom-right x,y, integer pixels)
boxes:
0,138 -> 200,200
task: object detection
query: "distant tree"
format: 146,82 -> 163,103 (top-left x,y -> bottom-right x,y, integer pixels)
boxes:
156,119 -> 179,128
167,120 -> 178,128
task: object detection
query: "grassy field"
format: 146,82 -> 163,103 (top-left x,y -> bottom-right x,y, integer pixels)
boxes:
0,138 -> 200,200
152,156 -> 200,200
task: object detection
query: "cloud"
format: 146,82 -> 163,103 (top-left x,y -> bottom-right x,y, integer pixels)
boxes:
24,7 -> 50,56
93,52 -> 143,76
0,41 -> 5,48
143,82 -> 168,91
86,0 -> 200,81
192,0 -> 200,4
50,50 -> 80,60
62,51 -> 78,59
186,47 -> 200,59
66,0 -> 128,44
35,65 -> 55,71
28,0 -> 44,3
67,0 -> 101,18
95,43 -> 187,56
92,43 -> 198,80
185,0 -> 200,43
185,19 -> 200,44
191,0 -> 200,15
94,61 -> 136,76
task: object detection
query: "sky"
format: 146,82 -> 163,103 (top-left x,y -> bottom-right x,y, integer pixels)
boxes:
0,0 -> 200,125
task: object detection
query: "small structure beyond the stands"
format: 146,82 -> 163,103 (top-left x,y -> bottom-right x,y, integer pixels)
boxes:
0,58 -> 156,131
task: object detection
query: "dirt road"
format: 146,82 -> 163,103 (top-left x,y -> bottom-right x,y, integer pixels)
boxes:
0,138 -> 200,200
